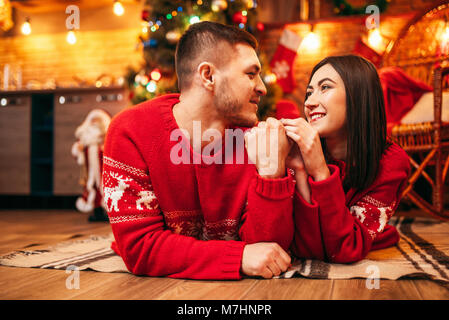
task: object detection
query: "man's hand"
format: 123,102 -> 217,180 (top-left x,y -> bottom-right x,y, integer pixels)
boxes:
241,242 -> 291,279
244,117 -> 291,179
285,141 -> 305,173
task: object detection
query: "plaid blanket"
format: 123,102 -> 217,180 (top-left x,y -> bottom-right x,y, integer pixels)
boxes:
1,217 -> 448,289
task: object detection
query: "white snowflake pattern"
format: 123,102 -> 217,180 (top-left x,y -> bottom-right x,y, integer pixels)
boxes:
272,60 -> 290,79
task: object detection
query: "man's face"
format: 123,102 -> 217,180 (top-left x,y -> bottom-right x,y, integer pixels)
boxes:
213,43 -> 267,127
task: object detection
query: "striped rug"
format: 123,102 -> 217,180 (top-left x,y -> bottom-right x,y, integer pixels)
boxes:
280,217 -> 449,290
0,234 -> 127,273
0,217 -> 448,289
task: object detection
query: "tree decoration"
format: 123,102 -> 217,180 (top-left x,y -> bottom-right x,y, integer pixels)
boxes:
211,0 -> 228,12
165,30 -> 181,43
232,11 -> 247,24
333,0 -> 389,16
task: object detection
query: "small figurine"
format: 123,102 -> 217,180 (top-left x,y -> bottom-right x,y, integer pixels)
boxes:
71,109 -> 111,222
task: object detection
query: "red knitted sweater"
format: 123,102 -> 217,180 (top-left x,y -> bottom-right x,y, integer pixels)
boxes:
103,94 -> 295,280
292,142 -> 411,263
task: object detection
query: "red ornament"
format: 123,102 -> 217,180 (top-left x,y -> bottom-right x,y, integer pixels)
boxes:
141,10 -> 150,21
232,12 -> 247,25
256,22 -> 265,32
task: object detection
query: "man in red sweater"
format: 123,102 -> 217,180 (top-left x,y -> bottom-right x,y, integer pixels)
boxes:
103,21 -> 295,280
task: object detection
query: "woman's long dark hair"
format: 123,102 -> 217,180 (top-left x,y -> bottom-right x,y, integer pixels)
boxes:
306,55 -> 388,192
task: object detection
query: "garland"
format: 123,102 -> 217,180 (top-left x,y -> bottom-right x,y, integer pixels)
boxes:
333,0 -> 389,16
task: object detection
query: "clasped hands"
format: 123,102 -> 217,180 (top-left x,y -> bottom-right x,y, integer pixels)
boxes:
241,117 -> 330,279
244,117 -> 329,181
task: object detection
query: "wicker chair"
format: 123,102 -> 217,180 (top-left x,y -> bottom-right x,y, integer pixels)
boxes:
390,67 -> 449,219
383,1 -> 449,220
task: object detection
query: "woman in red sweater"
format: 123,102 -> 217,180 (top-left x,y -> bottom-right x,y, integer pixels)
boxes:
280,55 -> 411,263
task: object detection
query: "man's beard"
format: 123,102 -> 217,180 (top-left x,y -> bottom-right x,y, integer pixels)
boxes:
213,80 -> 257,128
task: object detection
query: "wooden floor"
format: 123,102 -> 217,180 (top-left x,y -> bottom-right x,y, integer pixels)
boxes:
0,209 -> 448,300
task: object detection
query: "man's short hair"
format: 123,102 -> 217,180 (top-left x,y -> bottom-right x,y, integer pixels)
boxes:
175,21 -> 258,91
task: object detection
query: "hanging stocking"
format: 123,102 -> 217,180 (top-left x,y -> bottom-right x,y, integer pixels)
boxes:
270,28 -> 302,93
353,38 -> 382,68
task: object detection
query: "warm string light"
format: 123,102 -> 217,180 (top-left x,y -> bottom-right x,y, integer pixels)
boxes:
366,27 -> 390,54
443,26 -> 449,42
113,0 -> 125,16
368,28 -> 383,50
166,30 -> 181,43
246,0 -> 257,8
211,0 -> 227,12
135,68 -> 162,93
441,24 -> 449,54
189,16 -> 201,24
21,17 -> 31,35
66,30 -> 77,45
264,73 -> 277,84
141,21 -> 148,33
301,26 -> 320,51
150,69 -> 161,81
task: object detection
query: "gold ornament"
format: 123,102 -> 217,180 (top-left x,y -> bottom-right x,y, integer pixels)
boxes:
211,0 -> 228,12
246,0 -> 256,9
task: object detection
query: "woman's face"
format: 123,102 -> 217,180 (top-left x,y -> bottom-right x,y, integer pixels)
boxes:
304,63 -> 347,140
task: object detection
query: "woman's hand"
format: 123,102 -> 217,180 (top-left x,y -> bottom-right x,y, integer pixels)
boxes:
280,118 -> 330,182
286,140 -> 312,203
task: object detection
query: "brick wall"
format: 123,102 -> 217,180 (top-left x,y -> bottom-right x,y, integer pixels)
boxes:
0,2 -> 144,89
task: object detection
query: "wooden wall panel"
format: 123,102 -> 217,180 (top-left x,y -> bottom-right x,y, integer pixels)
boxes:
53,89 -> 129,195
0,96 -> 31,194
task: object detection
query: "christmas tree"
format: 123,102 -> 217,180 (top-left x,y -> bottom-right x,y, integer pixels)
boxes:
126,0 -> 282,120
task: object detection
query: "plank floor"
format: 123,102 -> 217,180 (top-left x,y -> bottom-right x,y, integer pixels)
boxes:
0,209 -> 448,300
